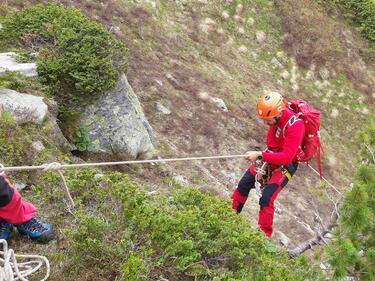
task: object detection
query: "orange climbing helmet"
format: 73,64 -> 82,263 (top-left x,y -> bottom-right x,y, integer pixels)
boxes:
256,91 -> 286,119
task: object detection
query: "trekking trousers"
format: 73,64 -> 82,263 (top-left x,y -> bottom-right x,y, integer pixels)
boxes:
0,174 -> 36,224
231,162 -> 298,237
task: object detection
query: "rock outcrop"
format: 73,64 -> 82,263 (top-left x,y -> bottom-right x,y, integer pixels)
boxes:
0,88 -> 48,124
81,74 -> 155,158
0,52 -> 37,77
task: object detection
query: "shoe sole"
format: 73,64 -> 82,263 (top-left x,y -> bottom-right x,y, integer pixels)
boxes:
17,229 -> 56,243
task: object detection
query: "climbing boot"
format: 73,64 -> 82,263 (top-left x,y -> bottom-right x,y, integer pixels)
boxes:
0,220 -> 13,240
16,217 -> 55,243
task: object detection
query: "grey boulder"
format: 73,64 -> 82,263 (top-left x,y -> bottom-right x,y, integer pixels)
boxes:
0,52 -> 37,77
0,88 -> 48,124
81,74 -> 155,159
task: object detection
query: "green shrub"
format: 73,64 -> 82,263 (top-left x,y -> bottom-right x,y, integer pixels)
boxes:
0,4 -> 128,107
324,0 -> 375,42
0,112 -> 33,166
74,125 -> 94,152
0,72 -> 28,90
62,170 -> 323,280
326,114 -> 375,280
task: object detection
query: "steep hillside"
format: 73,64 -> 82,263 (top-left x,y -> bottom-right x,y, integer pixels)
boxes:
0,0 -> 374,280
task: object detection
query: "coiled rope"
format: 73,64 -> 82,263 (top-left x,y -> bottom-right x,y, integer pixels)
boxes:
0,239 -> 50,281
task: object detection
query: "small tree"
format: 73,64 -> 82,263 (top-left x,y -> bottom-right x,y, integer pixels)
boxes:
326,113 -> 375,280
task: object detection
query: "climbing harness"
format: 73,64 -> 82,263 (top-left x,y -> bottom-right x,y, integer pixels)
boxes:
0,239 -> 50,281
254,157 -> 270,196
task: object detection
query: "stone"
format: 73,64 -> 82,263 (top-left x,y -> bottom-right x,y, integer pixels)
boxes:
275,231 -> 291,247
209,96 -> 228,112
94,173 -> 104,180
216,27 -> 225,35
0,52 -> 37,77
0,88 -> 48,124
250,52 -> 258,60
319,67 -> 330,80
221,11 -> 230,20
324,232 -> 334,239
154,79 -> 163,86
256,31 -> 266,44
81,74 -> 155,159
362,107 -> 369,115
271,57 -> 283,68
328,154 -> 337,166
166,73 -> 182,89
237,26 -> 245,34
314,80 -> 330,90
234,15 -> 242,22
110,25 -> 121,33
204,17 -> 216,26
292,83 -> 299,92
305,70 -> 314,80
32,140 -> 45,153
220,170 -> 236,185
237,45 -> 248,53
172,174 -> 189,186
247,17 -> 255,27
156,102 -> 171,115
236,3 -> 243,14
276,51 -> 285,60
330,108 -> 339,118
197,91 -> 210,101
280,70 -> 290,80
14,183 -> 27,191
226,37 -> 234,45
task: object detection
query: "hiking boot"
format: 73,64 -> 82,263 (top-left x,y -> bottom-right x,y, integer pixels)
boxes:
0,220 -> 13,240
16,218 -> 55,243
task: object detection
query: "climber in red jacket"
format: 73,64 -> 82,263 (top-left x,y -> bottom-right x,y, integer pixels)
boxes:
231,91 -> 305,237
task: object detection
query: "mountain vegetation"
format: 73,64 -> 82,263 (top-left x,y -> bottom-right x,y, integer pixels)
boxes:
0,0 -> 374,280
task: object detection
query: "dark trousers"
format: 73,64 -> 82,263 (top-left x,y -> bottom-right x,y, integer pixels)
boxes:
236,162 -> 298,237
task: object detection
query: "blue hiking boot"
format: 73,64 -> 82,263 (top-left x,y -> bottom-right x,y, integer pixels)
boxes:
16,218 -> 55,243
0,220 -> 13,240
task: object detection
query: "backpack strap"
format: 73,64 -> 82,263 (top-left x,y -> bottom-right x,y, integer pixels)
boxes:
282,115 -> 302,138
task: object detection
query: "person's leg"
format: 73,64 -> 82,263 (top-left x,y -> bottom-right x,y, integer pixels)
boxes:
0,175 -> 37,224
0,174 -> 54,242
231,165 -> 256,213
258,163 -> 298,237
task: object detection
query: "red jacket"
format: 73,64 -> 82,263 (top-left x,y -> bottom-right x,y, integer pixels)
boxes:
261,108 -> 305,166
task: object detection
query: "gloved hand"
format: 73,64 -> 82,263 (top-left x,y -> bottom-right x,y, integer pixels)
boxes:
231,188 -> 248,214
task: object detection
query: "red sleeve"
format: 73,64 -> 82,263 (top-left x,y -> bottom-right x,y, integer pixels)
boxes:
262,120 -> 305,165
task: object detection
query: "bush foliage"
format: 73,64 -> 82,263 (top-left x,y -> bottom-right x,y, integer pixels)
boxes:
330,0 -> 375,42
52,169 -> 324,281
0,112 -> 34,167
326,113 -> 375,280
0,4 -> 128,106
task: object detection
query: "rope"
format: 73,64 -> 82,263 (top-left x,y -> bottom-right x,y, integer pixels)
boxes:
0,155 -> 248,172
0,239 -> 50,281
0,155 -> 341,206
307,163 -> 342,194
0,155 -> 248,213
